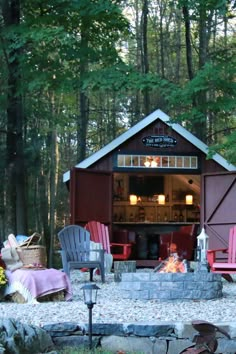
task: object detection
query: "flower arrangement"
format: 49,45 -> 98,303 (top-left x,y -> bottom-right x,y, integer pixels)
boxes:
0,266 -> 7,288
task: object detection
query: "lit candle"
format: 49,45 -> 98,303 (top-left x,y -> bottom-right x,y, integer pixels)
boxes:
158,194 -> 165,205
129,195 -> 137,205
185,194 -> 193,205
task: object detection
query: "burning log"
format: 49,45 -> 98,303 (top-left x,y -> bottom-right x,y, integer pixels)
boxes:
153,242 -> 188,273
154,255 -> 187,273
159,255 -> 187,273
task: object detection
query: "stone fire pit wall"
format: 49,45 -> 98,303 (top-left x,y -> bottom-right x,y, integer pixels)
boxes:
119,272 -> 223,300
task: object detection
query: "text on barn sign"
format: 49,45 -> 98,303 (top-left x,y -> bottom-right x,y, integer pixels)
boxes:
142,135 -> 177,148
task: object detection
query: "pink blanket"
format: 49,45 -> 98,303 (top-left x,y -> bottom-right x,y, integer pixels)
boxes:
5,268 -> 72,302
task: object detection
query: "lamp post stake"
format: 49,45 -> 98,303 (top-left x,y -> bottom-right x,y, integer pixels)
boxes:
88,303 -> 93,349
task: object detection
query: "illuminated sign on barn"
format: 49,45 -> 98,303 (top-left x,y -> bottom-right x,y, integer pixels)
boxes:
142,135 -> 177,148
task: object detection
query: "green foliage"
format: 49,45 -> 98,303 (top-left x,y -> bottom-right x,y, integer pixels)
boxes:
176,0 -> 229,15
208,130 -> 236,165
166,44 -> 236,162
0,0 -> 235,236
81,61 -> 175,97
167,54 -> 236,116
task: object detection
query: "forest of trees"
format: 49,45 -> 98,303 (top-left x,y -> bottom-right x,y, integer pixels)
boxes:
0,0 -> 235,263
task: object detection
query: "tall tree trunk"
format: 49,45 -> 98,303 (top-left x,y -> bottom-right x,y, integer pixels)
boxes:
135,0 -> 142,72
182,5 -> 194,80
77,91 -> 89,161
196,1 -> 208,141
141,0 -> 150,115
174,9 -> 182,83
77,19 -> 89,162
39,168 -> 49,242
2,0 -> 27,234
182,2 -> 208,141
198,3 -> 208,70
48,93 -> 58,267
159,0 -> 165,78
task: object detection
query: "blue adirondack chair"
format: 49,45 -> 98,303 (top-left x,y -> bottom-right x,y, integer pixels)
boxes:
58,225 -> 105,283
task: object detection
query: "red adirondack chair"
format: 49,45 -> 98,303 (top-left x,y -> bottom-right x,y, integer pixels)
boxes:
207,225 -> 236,276
159,224 -> 198,260
85,221 -> 133,261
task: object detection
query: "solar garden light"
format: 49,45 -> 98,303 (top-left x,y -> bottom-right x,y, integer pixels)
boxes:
81,283 -> 100,349
197,228 -> 209,272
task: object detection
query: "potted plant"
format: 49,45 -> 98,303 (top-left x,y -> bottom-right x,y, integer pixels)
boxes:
0,266 -> 7,300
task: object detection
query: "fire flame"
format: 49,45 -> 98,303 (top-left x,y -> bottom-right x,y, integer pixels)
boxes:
159,255 -> 186,273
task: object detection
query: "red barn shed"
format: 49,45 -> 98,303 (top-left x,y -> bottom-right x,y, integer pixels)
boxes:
63,109 -> 236,266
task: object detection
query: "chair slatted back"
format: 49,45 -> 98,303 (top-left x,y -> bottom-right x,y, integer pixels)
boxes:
179,224 -> 197,237
228,226 -> 236,263
58,225 -> 91,262
85,221 -> 111,254
159,224 -> 198,260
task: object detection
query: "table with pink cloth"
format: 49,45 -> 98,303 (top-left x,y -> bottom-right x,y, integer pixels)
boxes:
4,268 -> 72,303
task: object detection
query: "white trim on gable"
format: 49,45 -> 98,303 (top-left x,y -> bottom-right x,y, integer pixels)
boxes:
63,109 -> 236,182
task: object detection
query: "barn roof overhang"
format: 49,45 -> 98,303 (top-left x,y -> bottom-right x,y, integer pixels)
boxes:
63,109 -> 236,183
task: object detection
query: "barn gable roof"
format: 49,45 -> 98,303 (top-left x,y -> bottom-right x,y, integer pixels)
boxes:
63,109 -> 236,182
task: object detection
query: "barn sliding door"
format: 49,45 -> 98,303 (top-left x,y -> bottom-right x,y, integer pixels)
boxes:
70,167 -> 113,226
202,171 -> 236,251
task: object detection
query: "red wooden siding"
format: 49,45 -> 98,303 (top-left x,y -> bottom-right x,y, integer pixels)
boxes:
70,168 -> 113,225
202,172 -> 236,251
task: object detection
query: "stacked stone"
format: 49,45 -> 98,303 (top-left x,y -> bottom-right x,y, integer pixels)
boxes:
45,321 -> 236,354
0,318 -> 54,353
119,272 -> 223,300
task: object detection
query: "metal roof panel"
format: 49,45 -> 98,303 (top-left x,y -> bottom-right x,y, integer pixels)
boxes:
63,109 -> 236,182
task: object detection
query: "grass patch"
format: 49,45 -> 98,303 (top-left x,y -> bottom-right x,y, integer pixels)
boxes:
57,348 -> 118,353
57,346 -> 139,353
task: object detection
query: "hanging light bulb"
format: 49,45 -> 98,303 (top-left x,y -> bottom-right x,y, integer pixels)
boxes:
151,160 -> 157,167
144,160 -> 150,167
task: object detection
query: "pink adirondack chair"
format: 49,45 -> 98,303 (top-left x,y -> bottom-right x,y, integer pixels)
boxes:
85,221 -> 133,261
207,226 -> 236,280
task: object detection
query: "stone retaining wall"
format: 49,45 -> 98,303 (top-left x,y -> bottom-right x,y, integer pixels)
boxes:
43,321 -> 236,354
118,272 -> 223,300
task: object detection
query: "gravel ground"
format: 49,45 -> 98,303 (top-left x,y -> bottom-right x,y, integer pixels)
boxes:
1,269 -> 236,327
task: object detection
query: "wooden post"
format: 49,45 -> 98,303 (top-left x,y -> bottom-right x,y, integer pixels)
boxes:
114,261 -> 136,282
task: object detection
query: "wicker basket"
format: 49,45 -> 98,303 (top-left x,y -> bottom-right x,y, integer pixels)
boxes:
17,245 -> 47,267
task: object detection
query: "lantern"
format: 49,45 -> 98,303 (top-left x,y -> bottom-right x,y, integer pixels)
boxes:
81,283 -> 100,349
197,228 -> 209,262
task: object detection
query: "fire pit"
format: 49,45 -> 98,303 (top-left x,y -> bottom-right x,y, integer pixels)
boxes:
119,242 -> 223,301
119,261 -> 223,301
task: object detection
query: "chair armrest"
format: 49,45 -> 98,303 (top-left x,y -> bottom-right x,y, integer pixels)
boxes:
207,248 -> 228,253
90,248 -> 105,254
207,248 -> 228,266
110,243 -> 132,259
110,242 -> 132,248
89,248 -> 105,263
60,250 -> 69,276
